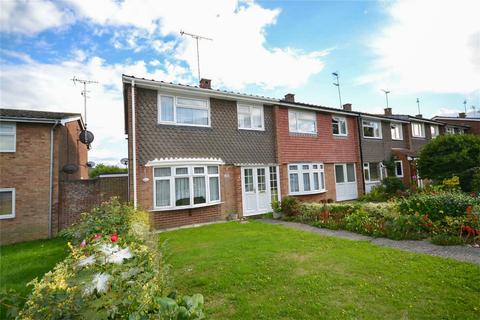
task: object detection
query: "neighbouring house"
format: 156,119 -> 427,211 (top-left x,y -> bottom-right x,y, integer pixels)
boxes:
432,113 -> 479,135
0,109 -> 88,245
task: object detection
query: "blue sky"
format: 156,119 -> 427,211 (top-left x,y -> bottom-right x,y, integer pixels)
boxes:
1,0 -> 479,165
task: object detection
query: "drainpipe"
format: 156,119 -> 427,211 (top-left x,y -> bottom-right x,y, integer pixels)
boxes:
356,116 -> 366,194
131,80 -> 137,209
48,121 -> 60,238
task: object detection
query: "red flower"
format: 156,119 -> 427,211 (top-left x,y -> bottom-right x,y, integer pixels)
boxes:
466,206 -> 473,213
93,233 -> 102,239
110,233 -> 119,242
422,214 -> 429,221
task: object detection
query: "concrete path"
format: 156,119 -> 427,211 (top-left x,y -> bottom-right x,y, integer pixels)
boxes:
261,219 -> 480,265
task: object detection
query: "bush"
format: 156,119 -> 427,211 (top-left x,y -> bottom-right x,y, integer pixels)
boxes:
397,191 -> 480,220
280,196 -> 301,217
430,234 -> 464,246
16,199 -> 205,320
382,176 -> 406,195
359,185 -> 389,202
89,164 -> 127,179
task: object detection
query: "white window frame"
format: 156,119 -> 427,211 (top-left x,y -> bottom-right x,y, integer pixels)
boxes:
152,165 -> 220,210
430,125 -> 439,138
363,162 -> 384,182
0,188 -> 15,219
288,110 -> 317,134
288,163 -> 326,195
362,120 -> 382,139
237,103 -> 265,131
332,116 -> 348,136
334,163 -> 356,184
390,123 -> 403,140
0,122 -> 16,152
411,122 -> 425,138
394,160 -> 404,178
157,94 -> 210,127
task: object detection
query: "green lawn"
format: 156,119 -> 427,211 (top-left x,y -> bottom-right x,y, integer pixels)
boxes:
160,221 -> 480,320
0,237 -> 68,318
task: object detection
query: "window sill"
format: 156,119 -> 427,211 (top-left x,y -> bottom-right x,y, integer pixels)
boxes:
157,122 -> 211,129
289,132 -> 317,137
0,150 -> 16,153
289,190 -> 327,196
0,214 -> 15,220
363,136 -> 383,140
151,201 -> 222,212
333,134 -> 348,138
238,127 -> 265,132
392,138 -> 404,141
412,136 -> 426,139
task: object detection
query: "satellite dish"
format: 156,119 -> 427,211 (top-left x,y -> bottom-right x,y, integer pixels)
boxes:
120,158 -> 128,166
62,164 -> 79,174
79,130 -> 94,145
87,161 -> 95,168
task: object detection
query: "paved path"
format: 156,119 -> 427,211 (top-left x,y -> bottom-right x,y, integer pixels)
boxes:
261,219 -> 480,265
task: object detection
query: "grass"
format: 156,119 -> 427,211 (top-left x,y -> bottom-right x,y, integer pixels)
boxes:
0,237 -> 68,318
160,221 -> 480,320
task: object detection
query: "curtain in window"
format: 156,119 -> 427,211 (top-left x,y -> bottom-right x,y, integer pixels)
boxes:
160,96 -> 174,122
303,173 -> 311,191
175,177 -> 190,206
209,177 -> 219,201
177,107 -> 208,125
289,173 -> 299,192
252,107 -> 262,129
313,172 -> 319,190
193,177 -> 206,204
155,180 -> 170,207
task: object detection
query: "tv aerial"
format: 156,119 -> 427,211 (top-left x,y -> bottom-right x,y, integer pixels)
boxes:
72,76 -> 97,145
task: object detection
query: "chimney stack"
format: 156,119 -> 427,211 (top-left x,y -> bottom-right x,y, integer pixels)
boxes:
415,114 -> 423,118
384,107 -> 392,116
284,93 -> 295,102
199,78 -> 211,89
459,112 -> 466,118
342,103 -> 352,111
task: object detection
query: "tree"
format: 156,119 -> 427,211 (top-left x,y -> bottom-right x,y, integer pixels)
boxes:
417,134 -> 480,191
89,164 -> 127,178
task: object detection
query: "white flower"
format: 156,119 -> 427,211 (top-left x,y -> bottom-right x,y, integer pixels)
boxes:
106,247 -> 133,264
83,273 -> 110,296
78,255 -> 95,267
98,243 -> 120,256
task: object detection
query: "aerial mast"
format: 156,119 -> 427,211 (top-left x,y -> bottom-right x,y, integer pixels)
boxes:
180,30 -> 213,82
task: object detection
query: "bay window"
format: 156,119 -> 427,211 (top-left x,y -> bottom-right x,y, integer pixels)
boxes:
332,116 -> 347,136
237,104 -> 264,130
390,123 -> 403,140
289,110 -> 316,134
411,122 -> 425,138
362,120 -> 382,138
0,188 -> 15,219
153,165 -> 220,209
0,122 -> 16,152
288,163 -> 325,195
158,94 -> 209,126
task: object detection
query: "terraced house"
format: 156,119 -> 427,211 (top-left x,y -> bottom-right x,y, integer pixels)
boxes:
123,76 -> 365,229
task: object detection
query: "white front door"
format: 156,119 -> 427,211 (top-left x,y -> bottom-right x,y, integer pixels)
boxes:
242,167 -> 277,216
335,163 -> 358,201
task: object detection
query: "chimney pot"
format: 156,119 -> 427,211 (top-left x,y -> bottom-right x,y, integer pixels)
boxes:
459,112 -> 466,118
199,78 -> 211,89
415,114 -> 423,118
384,107 -> 392,116
284,93 -> 295,102
342,103 -> 352,111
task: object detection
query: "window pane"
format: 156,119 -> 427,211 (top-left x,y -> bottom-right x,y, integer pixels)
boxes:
370,163 -> 380,181
155,180 -> 170,207
0,135 -> 15,151
313,172 -> 319,190
288,112 -> 297,132
208,166 -> 218,174
320,172 -> 325,190
289,173 -> 299,192
289,165 -> 298,170
0,191 -> 13,215
160,96 -> 174,122
0,123 -> 15,133
299,119 -> 315,133
209,177 -> 220,201
302,164 -> 309,170
340,120 -> 347,134
177,97 -> 207,107
154,168 -> 171,177
244,169 -> 254,192
194,167 -> 204,174
363,168 -> 370,181
347,164 -> 355,182
396,162 -> 403,176
238,112 -> 251,128
303,173 -> 311,191
177,107 -> 208,125
269,167 -> 278,202
252,107 -> 262,129
257,168 -> 266,192
363,125 -> 373,137
332,118 -> 339,134
176,167 -> 188,175
175,177 -> 190,206
335,165 -> 345,183
193,177 -> 206,204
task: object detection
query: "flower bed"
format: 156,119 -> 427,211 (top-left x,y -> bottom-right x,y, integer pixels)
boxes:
16,199 -> 205,319
282,191 -> 480,245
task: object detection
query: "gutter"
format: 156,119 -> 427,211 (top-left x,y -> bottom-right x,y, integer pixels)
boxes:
48,121 -> 60,238
131,80 -> 138,209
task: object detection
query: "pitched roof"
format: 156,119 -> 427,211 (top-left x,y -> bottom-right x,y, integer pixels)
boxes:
1,108 -> 84,127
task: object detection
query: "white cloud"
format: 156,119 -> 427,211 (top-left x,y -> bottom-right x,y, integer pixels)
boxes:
0,56 -> 192,165
0,0 -> 71,35
359,0 -> 480,94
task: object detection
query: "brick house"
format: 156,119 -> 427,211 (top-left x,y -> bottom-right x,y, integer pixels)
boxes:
432,113 -> 479,135
123,76 -> 367,229
0,109 -> 88,244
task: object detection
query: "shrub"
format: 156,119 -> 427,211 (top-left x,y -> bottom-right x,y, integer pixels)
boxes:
280,196 -> 301,217
16,199 -> 205,320
89,164 -> 127,178
359,185 -> 389,202
384,214 -> 431,240
430,234 -> 464,246
382,176 -> 406,195
397,191 -> 480,220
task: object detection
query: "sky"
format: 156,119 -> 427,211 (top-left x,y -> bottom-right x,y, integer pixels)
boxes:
1,0 -> 479,166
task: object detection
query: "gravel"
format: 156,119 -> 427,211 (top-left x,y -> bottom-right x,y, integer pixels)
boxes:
261,219 -> 480,265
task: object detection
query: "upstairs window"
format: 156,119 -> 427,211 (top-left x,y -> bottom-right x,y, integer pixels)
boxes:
289,110 -> 316,134
430,125 -> 439,138
237,104 -> 264,130
362,120 -> 382,138
332,116 -> 347,136
158,94 -> 209,127
0,122 -> 16,152
288,163 -> 325,195
0,188 -> 15,219
390,123 -> 403,140
411,122 -> 425,138
446,126 -> 464,135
